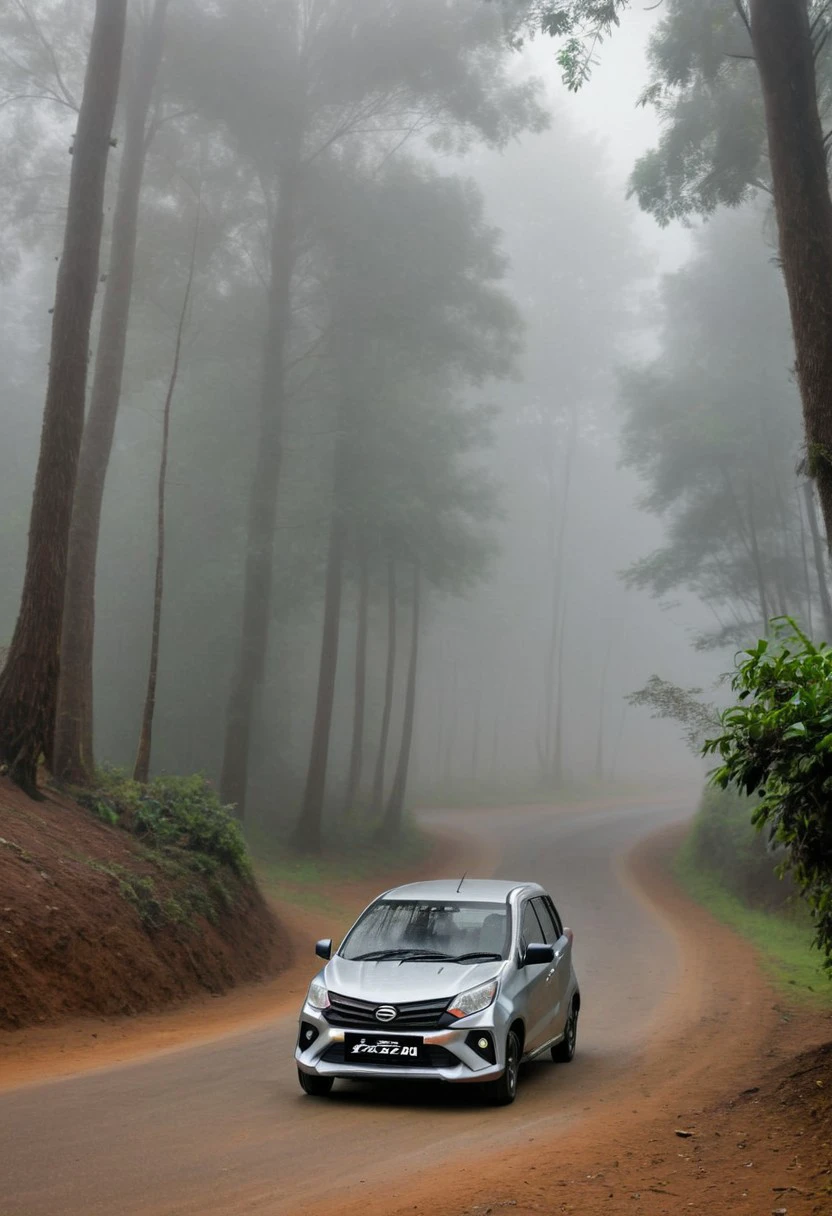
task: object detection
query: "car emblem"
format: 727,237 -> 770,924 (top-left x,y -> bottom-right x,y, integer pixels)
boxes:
375,1005 -> 397,1022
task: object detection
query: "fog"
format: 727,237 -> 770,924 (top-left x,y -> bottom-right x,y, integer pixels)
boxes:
0,0 -> 812,844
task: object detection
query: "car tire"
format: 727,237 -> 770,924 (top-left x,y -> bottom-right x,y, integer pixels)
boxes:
298,1068 -> 334,1097
483,1029 -> 520,1106
551,1001 -> 578,1063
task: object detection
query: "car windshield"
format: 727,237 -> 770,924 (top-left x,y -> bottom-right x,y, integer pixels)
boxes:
339,900 -> 511,962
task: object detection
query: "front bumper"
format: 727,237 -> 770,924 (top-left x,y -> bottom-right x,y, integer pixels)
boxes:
295,1003 -> 508,1084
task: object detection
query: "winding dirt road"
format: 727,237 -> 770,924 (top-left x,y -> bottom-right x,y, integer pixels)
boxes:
1,798 -> 754,1216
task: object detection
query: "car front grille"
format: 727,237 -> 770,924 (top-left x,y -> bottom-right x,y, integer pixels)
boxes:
321,1042 -> 458,1069
324,991 -> 451,1030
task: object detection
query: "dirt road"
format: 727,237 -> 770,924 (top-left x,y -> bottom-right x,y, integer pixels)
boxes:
0,799 -> 719,1216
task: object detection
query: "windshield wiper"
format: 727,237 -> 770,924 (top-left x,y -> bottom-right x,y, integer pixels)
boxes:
351,948 -> 503,963
352,948 -> 450,961
450,951 -> 503,962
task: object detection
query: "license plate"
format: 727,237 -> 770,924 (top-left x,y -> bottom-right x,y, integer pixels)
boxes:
344,1033 -> 424,1064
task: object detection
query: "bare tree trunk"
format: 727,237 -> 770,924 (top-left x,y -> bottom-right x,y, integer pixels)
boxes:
293,497 -> 346,853
370,557 -> 397,817
220,149 -> 301,817
381,563 -> 421,841
541,405 -> 577,776
551,596 -> 568,787
750,0 -> 832,547
746,483 -> 770,632
0,0 -> 127,794
54,0 -> 170,786
342,539 -> 369,815
804,480 -> 832,639
797,487 -> 815,639
134,204 -> 200,784
610,707 -> 627,783
595,637 -> 612,781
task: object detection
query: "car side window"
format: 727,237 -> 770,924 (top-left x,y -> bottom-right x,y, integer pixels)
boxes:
545,898 -> 564,939
520,900 -> 545,949
532,897 -> 559,945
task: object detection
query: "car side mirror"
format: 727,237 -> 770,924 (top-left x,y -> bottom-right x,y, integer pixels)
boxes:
315,938 -> 332,960
522,942 -> 555,967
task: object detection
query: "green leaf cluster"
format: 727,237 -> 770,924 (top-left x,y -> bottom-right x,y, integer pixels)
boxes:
704,620 -> 832,966
76,770 -> 251,878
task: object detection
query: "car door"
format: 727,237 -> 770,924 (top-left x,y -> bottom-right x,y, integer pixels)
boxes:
518,900 -> 553,1053
532,896 -> 570,1040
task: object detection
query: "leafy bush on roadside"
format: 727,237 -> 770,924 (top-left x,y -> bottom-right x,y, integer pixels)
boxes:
76,769 -> 251,878
687,784 -> 791,911
704,620 -> 832,968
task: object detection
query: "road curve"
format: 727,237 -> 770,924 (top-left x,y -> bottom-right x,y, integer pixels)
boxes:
0,800 -> 690,1216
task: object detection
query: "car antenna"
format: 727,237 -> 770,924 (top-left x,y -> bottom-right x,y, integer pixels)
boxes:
456,872 -> 467,893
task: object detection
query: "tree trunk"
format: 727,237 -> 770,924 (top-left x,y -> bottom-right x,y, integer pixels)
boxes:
595,637 -> 612,781
292,505 -> 346,853
134,203 -> 199,784
370,557 -> 397,816
797,487 -> 814,639
551,596 -> 568,787
541,405 -> 577,776
381,563 -> 421,842
746,483 -> 770,632
220,151 -> 301,817
804,480 -> 832,639
750,0 -> 832,547
342,540 -> 369,815
53,0 -> 169,786
0,0 -> 127,794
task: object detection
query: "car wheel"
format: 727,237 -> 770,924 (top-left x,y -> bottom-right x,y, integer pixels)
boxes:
484,1029 -> 521,1106
551,1001 -> 578,1063
298,1068 -> 334,1097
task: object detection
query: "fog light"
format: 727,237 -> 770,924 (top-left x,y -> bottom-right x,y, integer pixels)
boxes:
298,1022 -> 319,1050
465,1030 -> 496,1064
305,1029 -> 314,1041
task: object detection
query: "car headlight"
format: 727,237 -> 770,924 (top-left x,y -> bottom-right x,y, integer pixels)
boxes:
447,979 -> 498,1019
306,976 -> 330,1010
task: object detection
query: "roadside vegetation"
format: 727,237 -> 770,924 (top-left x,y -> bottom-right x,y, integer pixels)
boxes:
675,785 -> 828,1000
635,622 -> 832,999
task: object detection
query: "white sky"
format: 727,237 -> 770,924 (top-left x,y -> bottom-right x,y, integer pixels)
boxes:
518,5 -> 694,277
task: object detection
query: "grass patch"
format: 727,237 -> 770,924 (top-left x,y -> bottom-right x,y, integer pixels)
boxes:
675,834 -> 831,1004
252,820 -> 432,917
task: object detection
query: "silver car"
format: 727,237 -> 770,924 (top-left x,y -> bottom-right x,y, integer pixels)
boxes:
295,878 -> 580,1105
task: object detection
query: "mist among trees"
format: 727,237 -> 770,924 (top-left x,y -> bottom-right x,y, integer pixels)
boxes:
3,0 -> 832,855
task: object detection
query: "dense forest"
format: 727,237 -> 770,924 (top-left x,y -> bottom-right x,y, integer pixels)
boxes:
2,0 -> 832,864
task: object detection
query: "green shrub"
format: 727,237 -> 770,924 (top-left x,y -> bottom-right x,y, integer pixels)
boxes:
687,784 -> 792,911
704,620 -> 832,968
77,770 -> 250,878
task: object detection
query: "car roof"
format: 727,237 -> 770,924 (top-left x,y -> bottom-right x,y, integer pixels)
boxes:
380,878 -> 538,903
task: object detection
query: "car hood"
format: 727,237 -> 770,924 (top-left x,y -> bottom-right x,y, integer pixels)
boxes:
323,956 -> 505,1003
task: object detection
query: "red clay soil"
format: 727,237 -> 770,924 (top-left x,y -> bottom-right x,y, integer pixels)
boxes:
0,776 -> 284,1031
